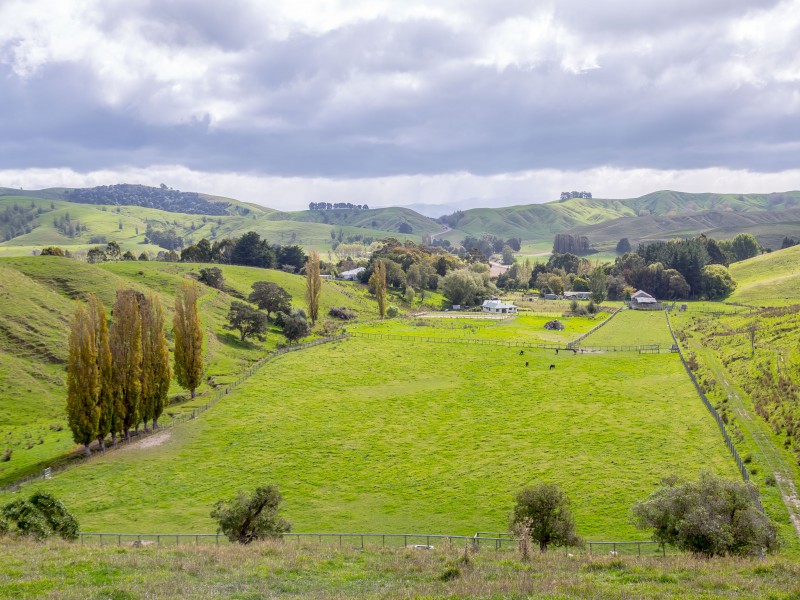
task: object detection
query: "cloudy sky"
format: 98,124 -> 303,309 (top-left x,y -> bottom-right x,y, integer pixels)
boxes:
1,0 -> 799,211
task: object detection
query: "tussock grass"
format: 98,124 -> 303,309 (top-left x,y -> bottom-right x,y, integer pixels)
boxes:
1,538 -> 798,599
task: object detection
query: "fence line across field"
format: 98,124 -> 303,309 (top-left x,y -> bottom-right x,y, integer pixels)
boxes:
77,532 -> 667,555
664,312 -> 764,512
349,330 -> 674,354
0,334 -> 350,495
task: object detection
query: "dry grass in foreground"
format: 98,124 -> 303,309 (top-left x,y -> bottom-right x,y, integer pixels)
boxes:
1,539 -> 799,599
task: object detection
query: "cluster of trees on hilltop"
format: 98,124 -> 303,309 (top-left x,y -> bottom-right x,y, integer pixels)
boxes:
308,202 -> 369,210
560,191 -> 592,200
553,233 -> 592,255
65,184 -> 229,215
180,232 -> 307,273
1,201 -> 52,241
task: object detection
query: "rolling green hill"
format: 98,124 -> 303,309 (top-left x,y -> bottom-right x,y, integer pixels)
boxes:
728,244 -> 800,306
0,256 -> 375,485
443,190 -> 800,250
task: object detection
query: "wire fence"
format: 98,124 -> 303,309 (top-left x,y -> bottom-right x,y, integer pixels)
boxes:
0,334 -> 350,495
567,307 -> 623,348
349,330 -> 675,354
664,312 -> 764,511
75,531 -> 668,556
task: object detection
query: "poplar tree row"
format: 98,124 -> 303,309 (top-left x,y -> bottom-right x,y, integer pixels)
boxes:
66,281 -> 203,454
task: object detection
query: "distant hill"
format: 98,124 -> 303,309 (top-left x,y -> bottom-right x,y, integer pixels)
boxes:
269,206 -> 441,237
440,190 -> 800,249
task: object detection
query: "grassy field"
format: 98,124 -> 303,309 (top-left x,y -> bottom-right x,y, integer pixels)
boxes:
1,539 -> 799,600
0,257 -> 375,485
24,334 -> 739,539
579,310 -> 676,348
729,244 -> 800,306
353,313 -> 608,344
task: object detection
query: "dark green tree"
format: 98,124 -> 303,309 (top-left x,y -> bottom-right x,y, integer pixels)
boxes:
0,492 -> 79,541
199,267 -> 225,290
224,301 -> 268,342
249,282 -> 292,320
231,232 -> 275,268
615,238 -> 632,255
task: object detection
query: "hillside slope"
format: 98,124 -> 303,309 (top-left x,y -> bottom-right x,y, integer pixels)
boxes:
0,256 -> 375,485
728,244 -> 800,305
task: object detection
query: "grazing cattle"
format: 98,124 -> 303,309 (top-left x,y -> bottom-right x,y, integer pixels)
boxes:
520,350 -> 524,355
555,348 -> 559,354
572,349 -> 578,355
549,364 -> 555,370
525,361 -> 529,367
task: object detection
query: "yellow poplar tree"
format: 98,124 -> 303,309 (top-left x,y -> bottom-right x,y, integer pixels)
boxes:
110,289 -> 142,440
140,293 -> 171,430
66,303 -> 100,456
305,250 -> 322,325
173,280 -> 204,398
370,260 -> 388,318
88,294 -> 114,451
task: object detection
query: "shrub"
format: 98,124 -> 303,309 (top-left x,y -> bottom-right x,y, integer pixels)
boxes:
198,267 -> 225,290
632,472 -> 778,556
328,307 -> 356,320
0,492 -> 79,541
211,485 -> 291,544
387,305 -> 399,318
743,453 -> 753,464
510,483 -> 582,552
283,310 -> 311,343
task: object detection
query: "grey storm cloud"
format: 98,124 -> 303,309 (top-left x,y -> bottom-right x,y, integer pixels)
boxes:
1,0 -> 799,179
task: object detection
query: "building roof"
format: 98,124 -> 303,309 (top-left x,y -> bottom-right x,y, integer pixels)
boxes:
631,290 -> 654,299
340,267 -> 365,277
482,298 -> 517,310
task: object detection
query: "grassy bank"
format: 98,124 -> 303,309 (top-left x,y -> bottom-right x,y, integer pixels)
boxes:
1,538 -> 798,600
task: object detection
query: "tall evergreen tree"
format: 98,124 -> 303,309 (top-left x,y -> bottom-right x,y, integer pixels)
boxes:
305,251 -> 322,325
88,294 -> 113,451
140,293 -> 171,430
173,280 -> 204,398
110,290 -> 142,440
66,304 -> 100,456
370,260 -> 388,318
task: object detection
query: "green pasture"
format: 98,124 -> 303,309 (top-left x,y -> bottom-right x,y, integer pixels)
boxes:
27,335 -> 739,539
729,244 -> 800,306
579,309 -> 676,348
353,313 -> 607,344
0,257 -> 376,485
0,195 -> 425,257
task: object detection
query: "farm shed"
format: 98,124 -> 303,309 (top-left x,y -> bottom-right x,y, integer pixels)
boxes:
564,291 -> 591,300
629,290 -> 661,310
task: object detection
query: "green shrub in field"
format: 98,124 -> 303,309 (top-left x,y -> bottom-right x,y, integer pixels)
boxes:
211,485 -> 291,544
387,305 -> 399,318
0,492 -> 79,541
632,472 -> 778,557
510,483 -> 582,553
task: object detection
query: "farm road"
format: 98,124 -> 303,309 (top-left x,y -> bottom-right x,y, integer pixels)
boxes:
690,339 -> 800,541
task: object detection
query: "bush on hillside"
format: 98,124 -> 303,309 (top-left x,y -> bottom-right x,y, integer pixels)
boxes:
211,485 -> 291,544
199,267 -> 225,290
386,305 -> 399,318
328,307 -> 356,320
282,310 -> 311,343
632,472 -> 778,556
0,492 -> 79,541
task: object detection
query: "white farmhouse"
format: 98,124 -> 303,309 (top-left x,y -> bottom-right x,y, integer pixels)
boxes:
481,297 -> 518,314
339,267 -> 365,281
